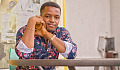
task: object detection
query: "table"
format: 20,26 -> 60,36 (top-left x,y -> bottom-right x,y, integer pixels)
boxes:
8,58 -> 120,70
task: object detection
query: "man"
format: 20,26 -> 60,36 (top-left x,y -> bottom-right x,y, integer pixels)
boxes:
15,1 -> 77,70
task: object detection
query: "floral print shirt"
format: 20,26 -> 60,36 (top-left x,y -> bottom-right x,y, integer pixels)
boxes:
15,25 -> 77,70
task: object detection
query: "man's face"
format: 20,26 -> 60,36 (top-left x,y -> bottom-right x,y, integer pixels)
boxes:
41,6 -> 60,32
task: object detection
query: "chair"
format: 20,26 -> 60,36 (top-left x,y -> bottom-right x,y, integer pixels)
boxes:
9,49 -> 19,70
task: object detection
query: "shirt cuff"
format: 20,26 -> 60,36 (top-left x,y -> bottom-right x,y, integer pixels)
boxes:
17,40 -> 34,53
60,41 -> 73,58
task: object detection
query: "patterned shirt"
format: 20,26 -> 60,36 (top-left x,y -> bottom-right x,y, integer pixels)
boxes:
15,25 -> 77,70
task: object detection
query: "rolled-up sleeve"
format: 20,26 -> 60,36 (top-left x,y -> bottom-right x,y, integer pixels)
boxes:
60,41 -> 72,58
17,40 -> 34,53
60,28 -> 77,59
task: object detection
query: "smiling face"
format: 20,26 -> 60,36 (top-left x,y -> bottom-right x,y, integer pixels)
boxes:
41,6 -> 61,33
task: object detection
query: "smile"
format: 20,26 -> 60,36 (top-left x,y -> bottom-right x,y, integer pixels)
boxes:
48,23 -> 55,28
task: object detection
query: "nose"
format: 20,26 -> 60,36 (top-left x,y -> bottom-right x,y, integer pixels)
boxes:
50,17 -> 55,23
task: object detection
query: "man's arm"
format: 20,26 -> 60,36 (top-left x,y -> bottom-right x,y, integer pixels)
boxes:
22,16 -> 44,49
15,16 -> 44,59
15,27 -> 33,59
59,28 -> 77,59
43,32 -> 66,53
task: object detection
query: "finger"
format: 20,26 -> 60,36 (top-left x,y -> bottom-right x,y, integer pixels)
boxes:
36,15 -> 39,17
35,21 -> 44,30
36,16 -> 43,24
40,20 -> 45,25
36,15 -> 42,20
38,16 -> 41,18
36,19 -> 42,25
39,16 -> 44,21
35,24 -> 40,29
37,24 -> 42,30
41,21 -> 46,28
36,15 -> 42,19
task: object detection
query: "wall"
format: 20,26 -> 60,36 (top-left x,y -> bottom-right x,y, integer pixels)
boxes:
0,0 -> 51,68
65,0 -> 111,70
110,0 -> 120,57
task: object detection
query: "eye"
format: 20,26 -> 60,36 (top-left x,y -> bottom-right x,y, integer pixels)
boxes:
45,15 -> 50,18
55,16 -> 60,19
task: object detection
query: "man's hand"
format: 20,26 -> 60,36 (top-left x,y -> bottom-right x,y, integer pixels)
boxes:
34,15 -> 48,38
22,15 -> 48,49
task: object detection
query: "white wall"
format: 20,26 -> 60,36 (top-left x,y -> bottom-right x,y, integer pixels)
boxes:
110,0 -> 120,57
65,0 -> 111,70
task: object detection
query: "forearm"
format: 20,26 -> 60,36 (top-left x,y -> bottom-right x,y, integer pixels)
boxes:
22,21 -> 35,49
45,32 -> 66,53
51,36 -> 66,53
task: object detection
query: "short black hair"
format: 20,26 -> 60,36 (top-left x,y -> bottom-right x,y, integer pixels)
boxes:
40,2 -> 61,14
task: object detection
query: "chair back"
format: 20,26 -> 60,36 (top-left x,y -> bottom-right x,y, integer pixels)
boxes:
9,49 -> 19,70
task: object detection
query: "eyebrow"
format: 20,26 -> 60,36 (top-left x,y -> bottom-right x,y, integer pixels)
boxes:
45,13 -> 60,16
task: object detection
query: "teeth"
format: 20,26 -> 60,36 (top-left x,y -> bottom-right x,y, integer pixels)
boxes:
49,25 -> 54,26
48,23 -> 55,27
48,24 -> 55,28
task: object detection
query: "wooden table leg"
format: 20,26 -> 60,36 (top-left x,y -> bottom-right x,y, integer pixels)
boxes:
68,66 -> 76,70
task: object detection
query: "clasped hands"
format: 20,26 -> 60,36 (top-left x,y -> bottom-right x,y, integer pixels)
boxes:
28,15 -> 48,37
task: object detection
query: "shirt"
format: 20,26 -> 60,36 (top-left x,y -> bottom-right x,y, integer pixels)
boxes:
15,25 -> 77,70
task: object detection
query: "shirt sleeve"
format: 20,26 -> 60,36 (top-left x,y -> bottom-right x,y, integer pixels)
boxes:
60,28 -> 77,59
17,40 -> 34,53
60,41 -> 72,58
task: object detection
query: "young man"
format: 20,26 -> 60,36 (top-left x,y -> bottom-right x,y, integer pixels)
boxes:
15,2 -> 77,70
